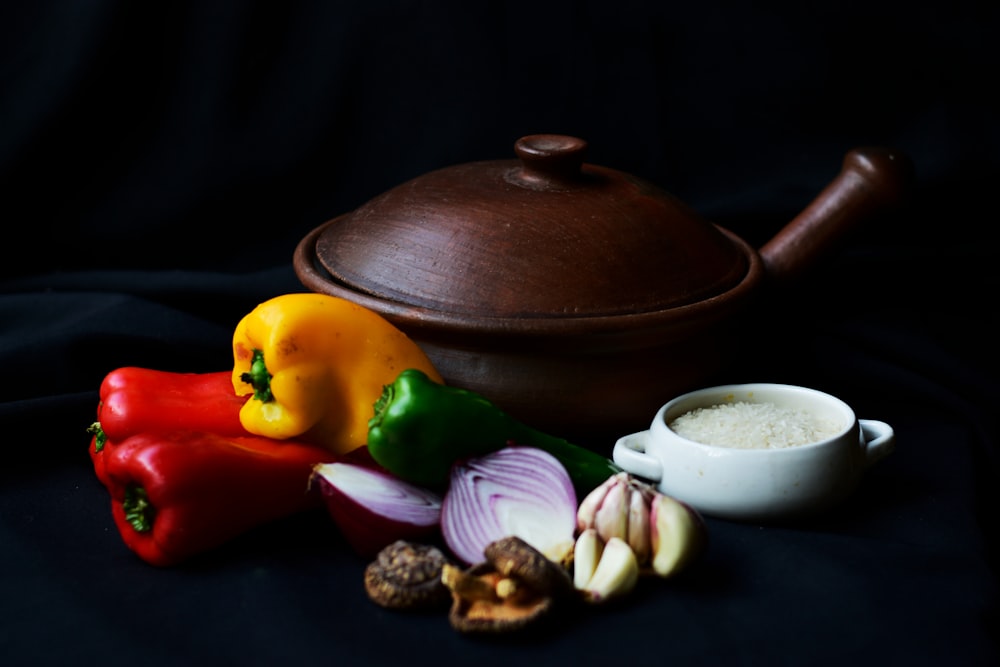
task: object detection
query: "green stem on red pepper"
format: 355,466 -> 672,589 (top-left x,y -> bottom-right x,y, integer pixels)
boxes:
123,485 -> 153,533
87,422 -> 107,453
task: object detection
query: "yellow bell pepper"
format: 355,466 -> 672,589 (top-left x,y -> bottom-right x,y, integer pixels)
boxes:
231,293 -> 443,455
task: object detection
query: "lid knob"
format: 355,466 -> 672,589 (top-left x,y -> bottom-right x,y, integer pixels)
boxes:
508,134 -> 588,189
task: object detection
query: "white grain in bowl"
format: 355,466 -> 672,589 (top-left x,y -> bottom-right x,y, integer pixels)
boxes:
668,401 -> 844,449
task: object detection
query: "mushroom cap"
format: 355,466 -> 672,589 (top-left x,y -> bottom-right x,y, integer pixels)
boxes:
485,536 -> 574,598
446,536 -> 575,634
447,563 -> 557,634
364,540 -> 452,610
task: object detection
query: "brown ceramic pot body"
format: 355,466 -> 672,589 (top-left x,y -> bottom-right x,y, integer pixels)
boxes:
294,135 -> 911,444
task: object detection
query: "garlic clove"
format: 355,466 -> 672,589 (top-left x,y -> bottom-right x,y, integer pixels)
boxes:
626,486 -> 652,565
572,528 -> 603,591
593,477 -> 628,542
579,536 -> 639,603
575,472 -> 620,532
649,492 -> 707,578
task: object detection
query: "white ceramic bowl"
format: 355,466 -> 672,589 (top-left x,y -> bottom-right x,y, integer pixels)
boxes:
612,383 -> 895,521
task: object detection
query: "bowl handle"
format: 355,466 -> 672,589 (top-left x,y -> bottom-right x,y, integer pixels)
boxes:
612,431 -> 663,482
859,418 -> 895,468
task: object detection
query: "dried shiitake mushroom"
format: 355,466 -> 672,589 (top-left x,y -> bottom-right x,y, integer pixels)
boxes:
364,540 -> 452,611
443,536 -> 575,634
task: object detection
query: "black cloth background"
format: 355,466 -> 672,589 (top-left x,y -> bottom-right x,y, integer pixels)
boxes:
2,2 -> 998,665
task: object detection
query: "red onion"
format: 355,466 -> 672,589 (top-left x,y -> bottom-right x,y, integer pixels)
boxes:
312,462 -> 443,558
441,446 -> 578,565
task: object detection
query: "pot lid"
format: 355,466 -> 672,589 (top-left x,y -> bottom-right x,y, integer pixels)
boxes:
312,134 -> 750,319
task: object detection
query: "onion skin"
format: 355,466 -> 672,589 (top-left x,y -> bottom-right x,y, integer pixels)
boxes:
441,446 -> 577,566
312,462 -> 443,558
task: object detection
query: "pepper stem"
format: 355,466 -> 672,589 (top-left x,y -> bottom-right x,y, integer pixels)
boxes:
86,422 -> 107,452
123,485 -> 154,533
240,348 -> 274,403
368,382 -> 395,430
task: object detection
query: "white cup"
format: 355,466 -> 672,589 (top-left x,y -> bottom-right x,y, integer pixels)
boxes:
612,383 -> 895,521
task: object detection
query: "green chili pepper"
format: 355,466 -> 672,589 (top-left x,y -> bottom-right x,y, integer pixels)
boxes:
367,368 -> 622,495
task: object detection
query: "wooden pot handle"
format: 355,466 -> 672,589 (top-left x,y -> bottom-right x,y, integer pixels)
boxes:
759,147 -> 914,283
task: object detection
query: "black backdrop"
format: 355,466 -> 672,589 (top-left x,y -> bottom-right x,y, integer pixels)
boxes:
2,2 -> 998,665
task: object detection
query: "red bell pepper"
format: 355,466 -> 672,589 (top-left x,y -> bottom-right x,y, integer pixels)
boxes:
89,434 -> 110,488
102,429 -> 337,566
89,368 -> 249,487
97,367 -> 249,441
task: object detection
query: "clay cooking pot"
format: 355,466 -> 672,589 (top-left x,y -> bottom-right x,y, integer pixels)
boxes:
294,135 -> 911,444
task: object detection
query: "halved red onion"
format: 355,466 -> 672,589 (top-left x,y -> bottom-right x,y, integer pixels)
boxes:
441,446 -> 578,565
312,462 -> 443,558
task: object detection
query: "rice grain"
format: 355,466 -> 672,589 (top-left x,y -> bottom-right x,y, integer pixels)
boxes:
668,401 -> 843,449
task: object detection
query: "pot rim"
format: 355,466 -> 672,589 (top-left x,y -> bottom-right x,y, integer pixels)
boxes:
293,219 -> 765,344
